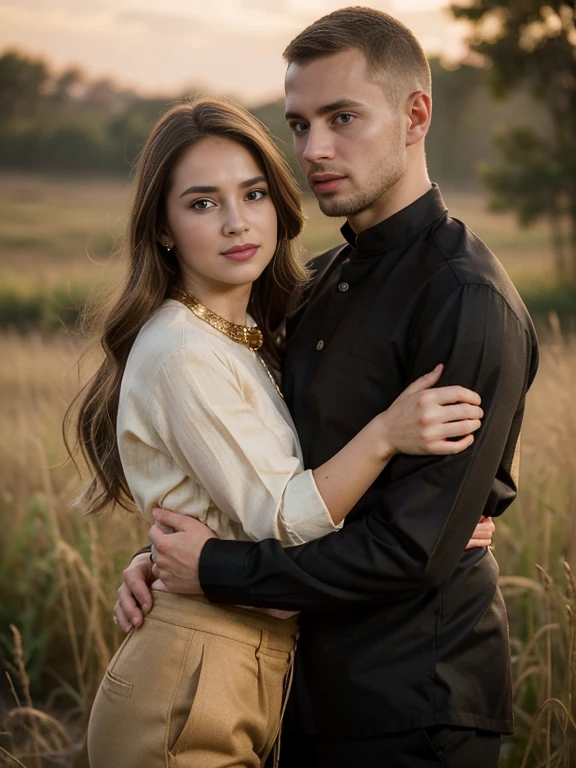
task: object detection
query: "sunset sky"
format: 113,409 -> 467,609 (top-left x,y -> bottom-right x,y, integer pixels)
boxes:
0,0 -> 470,105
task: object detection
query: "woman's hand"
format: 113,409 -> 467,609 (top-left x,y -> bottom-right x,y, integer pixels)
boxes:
377,364 -> 483,458
113,552 -> 156,633
466,516 -> 495,550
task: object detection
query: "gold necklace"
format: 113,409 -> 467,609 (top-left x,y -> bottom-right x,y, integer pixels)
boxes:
172,288 -> 263,352
171,288 -> 284,399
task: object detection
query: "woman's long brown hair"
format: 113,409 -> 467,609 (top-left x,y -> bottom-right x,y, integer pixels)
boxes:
65,95 -> 308,515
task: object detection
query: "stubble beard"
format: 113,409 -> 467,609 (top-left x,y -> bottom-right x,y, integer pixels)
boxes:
315,140 -> 406,219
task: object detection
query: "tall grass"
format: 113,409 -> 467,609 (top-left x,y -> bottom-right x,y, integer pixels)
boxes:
0,326 -> 575,766
1,173 -> 575,765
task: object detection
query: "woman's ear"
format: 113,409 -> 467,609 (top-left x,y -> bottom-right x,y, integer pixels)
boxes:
405,90 -> 432,147
157,223 -> 174,251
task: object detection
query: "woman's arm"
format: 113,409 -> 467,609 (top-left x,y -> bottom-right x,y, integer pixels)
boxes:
152,349 -> 481,544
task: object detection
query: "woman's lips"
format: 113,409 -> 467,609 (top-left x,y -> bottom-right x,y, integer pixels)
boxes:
221,246 -> 259,261
313,177 -> 346,193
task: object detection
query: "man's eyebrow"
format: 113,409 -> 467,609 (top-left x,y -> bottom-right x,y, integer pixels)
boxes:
285,99 -> 365,121
178,176 -> 267,198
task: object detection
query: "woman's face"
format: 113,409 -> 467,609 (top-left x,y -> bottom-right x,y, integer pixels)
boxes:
162,136 -> 278,296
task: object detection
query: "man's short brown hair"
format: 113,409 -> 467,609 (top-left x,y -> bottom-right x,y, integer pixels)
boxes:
283,6 -> 431,107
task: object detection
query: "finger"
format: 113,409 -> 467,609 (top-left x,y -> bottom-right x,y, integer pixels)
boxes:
427,419 -> 482,441
426,386 -> 481,406
470,526 -> 494,542
152,507 -> 188,530
151,563 -> 160,580
148,524 -> 164,548
465,538 -> 492,550
428,433 -> 475,455
433,403 -> 484,423
113,600 -> 134,634
402,364 -> 444,396
116,584 -> 145,629
122,564 -> 154,615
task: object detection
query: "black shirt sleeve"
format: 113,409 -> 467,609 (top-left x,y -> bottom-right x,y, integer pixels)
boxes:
199,284 -> 536,610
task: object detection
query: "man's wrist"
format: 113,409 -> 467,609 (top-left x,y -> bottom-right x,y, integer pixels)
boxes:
199,538 -> 258,605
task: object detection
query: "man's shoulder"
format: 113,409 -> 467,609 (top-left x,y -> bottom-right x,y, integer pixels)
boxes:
429,215 -> 531,321
431,215 -> 508,287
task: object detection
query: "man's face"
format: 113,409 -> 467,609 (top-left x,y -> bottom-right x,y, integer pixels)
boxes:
285,48 -> 407,218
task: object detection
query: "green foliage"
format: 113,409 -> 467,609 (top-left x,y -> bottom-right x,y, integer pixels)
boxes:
0,286 -> 90,332
0,47 -> 556,191
481,128 -> 563,225
0,495 -> 58,691
0,51 -> 49,124
450,1 -> 576,279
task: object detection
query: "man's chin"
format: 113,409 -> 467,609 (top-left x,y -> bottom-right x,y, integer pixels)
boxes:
316,194 -> 352,218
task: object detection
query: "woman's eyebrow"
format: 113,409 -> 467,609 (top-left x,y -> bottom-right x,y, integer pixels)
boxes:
179,176 -> 268,198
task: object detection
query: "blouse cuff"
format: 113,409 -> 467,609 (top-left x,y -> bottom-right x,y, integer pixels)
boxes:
280,469 -> 343,545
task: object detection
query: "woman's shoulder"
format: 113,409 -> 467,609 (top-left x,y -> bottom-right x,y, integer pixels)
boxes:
127,300 -> 237,381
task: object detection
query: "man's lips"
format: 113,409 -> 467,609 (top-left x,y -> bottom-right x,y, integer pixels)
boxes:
310,174 -> 347,193
220,244 -> 259,261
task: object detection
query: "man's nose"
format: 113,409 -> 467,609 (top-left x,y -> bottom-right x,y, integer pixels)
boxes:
301,127 -> 335,164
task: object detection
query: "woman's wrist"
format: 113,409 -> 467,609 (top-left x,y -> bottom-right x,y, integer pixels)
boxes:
369,413 -> 397,464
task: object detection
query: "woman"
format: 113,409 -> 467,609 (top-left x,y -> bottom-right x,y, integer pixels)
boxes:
71,96 -> 487,768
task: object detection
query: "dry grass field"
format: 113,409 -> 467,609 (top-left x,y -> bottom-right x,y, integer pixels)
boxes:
0,173 -> 575,767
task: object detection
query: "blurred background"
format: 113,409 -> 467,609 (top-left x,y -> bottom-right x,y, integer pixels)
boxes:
0,1 -> 575,766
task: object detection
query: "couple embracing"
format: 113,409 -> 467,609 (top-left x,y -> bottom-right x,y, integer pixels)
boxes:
72,7 -> 539,768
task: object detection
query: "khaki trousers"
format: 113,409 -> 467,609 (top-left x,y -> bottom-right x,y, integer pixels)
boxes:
87,591 -> 298,768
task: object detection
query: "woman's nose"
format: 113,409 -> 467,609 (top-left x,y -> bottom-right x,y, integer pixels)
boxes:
222,203 -> 249,236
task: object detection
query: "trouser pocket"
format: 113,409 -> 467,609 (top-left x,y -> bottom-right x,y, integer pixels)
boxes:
88,619 -> 197,768
169,632 -> 293,768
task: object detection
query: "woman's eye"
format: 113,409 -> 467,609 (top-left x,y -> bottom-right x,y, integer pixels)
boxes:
246,189 -> 267,201
335,113 -> 355,125
191,199 -> 215,211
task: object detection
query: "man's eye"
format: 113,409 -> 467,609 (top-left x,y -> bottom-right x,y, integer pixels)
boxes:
191,199 -> 215,211
335,113 -> 355,125
290,122 -> 308,133
246,190 -> 267,201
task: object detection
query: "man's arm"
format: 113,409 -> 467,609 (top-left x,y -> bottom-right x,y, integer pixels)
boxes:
199,284 -> 537,611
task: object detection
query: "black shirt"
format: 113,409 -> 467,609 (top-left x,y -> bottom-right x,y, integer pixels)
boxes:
199,185 -> 539,737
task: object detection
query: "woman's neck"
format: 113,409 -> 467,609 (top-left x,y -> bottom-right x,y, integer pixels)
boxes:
180,277 -> 252,326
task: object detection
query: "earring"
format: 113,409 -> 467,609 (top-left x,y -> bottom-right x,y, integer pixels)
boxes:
164,244 -> 172,251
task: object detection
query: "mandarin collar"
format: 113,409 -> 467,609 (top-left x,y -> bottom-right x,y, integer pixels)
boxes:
340,184 -> 448,260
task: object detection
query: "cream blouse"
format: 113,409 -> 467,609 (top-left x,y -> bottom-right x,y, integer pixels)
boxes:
117,299 -> 341,545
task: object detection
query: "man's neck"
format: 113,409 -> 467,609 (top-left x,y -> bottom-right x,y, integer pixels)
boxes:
347,168 -> 432,235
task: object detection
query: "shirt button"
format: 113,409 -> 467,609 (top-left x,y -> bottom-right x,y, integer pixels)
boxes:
316,340 -> 324,351
338,282 -> 349,292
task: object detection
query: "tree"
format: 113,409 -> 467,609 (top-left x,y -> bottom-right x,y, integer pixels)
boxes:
450,1 -> 576,281
0,50 -> 49,124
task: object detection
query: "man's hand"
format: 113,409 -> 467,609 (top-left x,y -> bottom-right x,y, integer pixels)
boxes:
113,552 -> 155,633
149,508 -> 217,594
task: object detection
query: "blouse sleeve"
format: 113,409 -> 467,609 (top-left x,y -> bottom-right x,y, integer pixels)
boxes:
150,345 -> 341,545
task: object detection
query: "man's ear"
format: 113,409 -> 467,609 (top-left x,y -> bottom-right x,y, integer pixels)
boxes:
405,90 -> 432,147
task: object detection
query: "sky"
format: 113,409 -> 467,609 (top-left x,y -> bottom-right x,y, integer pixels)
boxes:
0,0 -> 470,105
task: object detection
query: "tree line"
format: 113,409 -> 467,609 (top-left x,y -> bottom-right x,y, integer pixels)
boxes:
1,0 -> 575,281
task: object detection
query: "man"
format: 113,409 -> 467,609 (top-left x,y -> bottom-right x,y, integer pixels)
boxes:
116,8 -> 538,767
